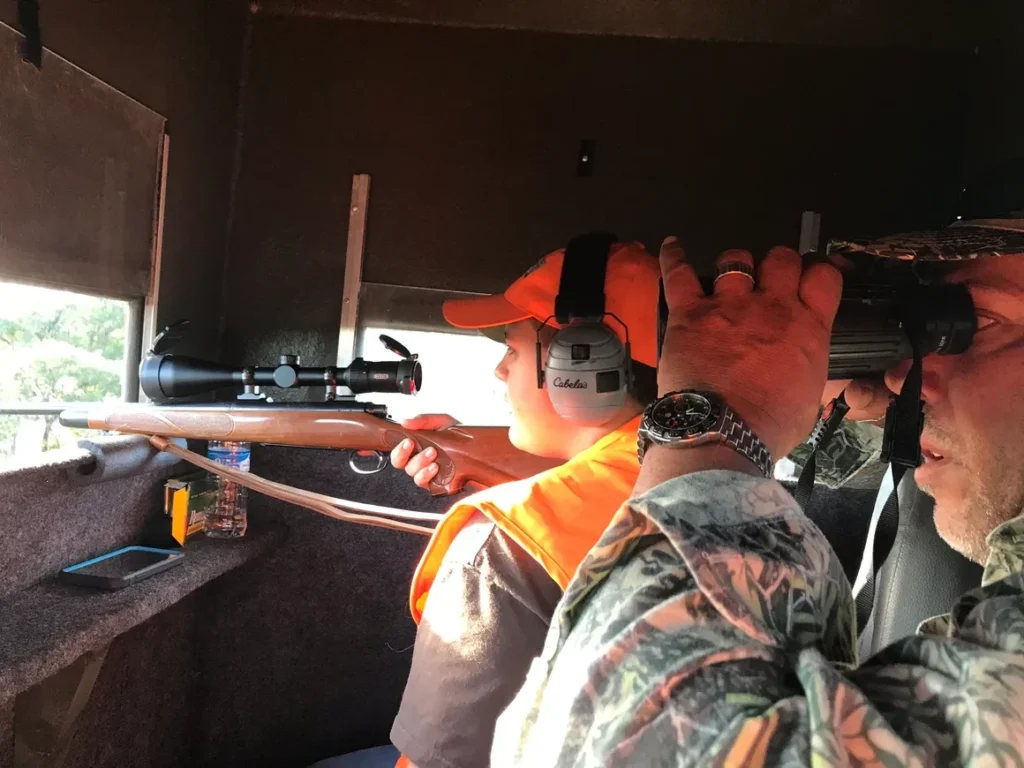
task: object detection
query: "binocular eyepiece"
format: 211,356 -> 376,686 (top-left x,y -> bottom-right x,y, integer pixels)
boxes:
140,336 -> 422,402
828,280 -> 976,379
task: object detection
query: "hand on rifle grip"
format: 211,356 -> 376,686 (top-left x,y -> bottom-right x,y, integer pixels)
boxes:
390,414 -> 459,491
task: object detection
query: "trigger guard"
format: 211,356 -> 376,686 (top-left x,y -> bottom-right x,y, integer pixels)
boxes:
349,450 -> 389,475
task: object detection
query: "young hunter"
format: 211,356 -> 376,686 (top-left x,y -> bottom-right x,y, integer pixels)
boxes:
388,238 -> 661,768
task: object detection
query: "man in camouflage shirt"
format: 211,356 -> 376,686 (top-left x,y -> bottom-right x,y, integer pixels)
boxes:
784,416 -> 882,488
492,221 -> 1024,766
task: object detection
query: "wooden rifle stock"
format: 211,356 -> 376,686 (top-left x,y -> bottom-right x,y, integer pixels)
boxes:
60,404 -> 559,496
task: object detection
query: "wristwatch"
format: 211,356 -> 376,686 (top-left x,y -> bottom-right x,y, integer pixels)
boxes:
637,390 -> 774,478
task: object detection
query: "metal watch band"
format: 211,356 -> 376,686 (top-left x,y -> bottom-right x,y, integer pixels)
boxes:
719,406 -> 774,478
637,396 -> 774,479
636,406 -> 654,465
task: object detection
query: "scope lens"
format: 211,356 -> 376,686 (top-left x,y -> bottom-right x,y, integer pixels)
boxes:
412,361 -> 422,394
342,359 -> 421,395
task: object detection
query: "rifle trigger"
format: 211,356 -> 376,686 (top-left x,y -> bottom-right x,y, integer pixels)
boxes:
349,449 -> 389,475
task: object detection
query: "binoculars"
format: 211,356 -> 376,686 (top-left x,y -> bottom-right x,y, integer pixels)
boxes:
657,260 -> 977,379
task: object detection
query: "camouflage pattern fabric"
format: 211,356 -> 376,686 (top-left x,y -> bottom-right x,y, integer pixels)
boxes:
828,218 -> 1024,261
492,471 -> 1024,767
919,514 -> 1024,636
983,513 -> 1024,588
784,419 -> 882,489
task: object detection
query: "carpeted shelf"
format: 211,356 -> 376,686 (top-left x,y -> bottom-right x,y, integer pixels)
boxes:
0,519 -> 286,700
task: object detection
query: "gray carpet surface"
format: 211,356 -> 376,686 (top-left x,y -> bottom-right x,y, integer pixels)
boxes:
0,520 -> 285,701
60,595 -> 202,768
0,443 -> 173,600
251,444 -> 463,514
0,698 -> 12,768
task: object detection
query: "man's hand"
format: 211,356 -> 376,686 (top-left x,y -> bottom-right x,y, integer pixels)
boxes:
822,379 -> 890,423
390,414 -> 459,489
657,239 -> 843,460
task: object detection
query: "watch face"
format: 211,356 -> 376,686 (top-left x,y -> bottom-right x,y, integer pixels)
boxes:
649,392 -> 722,440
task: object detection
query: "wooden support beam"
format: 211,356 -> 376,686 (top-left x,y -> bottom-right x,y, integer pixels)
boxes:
337,174 -> 371,367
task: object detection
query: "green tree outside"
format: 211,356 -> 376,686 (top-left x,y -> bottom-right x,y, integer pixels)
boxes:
0,292 -> 126,458
0,303 -> 125,361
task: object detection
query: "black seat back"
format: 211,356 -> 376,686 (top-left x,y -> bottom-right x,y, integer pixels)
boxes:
859,472 -> 982,656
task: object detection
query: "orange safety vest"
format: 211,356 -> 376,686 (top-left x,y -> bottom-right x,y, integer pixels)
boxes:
408,416 -> 642,623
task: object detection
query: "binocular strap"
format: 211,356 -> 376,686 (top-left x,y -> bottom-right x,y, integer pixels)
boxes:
795,347 -> 924,639
852,346 -> 924,635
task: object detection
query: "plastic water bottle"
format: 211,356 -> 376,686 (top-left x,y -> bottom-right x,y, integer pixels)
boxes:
206,441 -> 250,538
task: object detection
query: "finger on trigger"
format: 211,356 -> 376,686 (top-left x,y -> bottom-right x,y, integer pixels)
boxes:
758,246 -> 802,296
414,463 -> 439,489
659,236 -> 702,307
799,260 -> 844,326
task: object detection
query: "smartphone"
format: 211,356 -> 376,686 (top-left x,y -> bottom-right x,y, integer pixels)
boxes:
60,546 -> 184,590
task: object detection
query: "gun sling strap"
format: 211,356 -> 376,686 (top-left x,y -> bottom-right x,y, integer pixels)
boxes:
149,436 -> 441,536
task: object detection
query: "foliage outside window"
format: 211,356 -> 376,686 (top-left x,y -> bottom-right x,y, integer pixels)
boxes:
0,281 -> 128,459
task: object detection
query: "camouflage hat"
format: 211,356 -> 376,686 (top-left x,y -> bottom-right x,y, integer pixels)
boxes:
828,217 -> 1024,261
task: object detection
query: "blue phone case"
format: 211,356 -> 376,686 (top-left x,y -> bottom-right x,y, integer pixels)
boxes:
60,546 -> 184,590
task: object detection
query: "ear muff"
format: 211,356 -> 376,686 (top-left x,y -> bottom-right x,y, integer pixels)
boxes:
544,322 -> 630,425
537,232 -> 632,426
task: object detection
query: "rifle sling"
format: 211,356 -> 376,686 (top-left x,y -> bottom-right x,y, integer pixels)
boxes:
150,436 -> 438,536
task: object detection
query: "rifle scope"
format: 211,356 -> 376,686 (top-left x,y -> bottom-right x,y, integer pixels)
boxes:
141,342 -> 422,401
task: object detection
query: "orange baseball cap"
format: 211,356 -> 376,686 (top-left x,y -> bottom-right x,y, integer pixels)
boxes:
442,241 -> 660,367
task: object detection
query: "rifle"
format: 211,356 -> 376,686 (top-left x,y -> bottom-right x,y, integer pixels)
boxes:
60,326 -> 558,498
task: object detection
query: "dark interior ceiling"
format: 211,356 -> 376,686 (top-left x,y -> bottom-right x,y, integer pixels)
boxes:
249,0 -> 980,51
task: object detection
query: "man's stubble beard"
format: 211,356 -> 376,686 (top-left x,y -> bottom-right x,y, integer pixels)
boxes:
920,416 -> 1024,564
